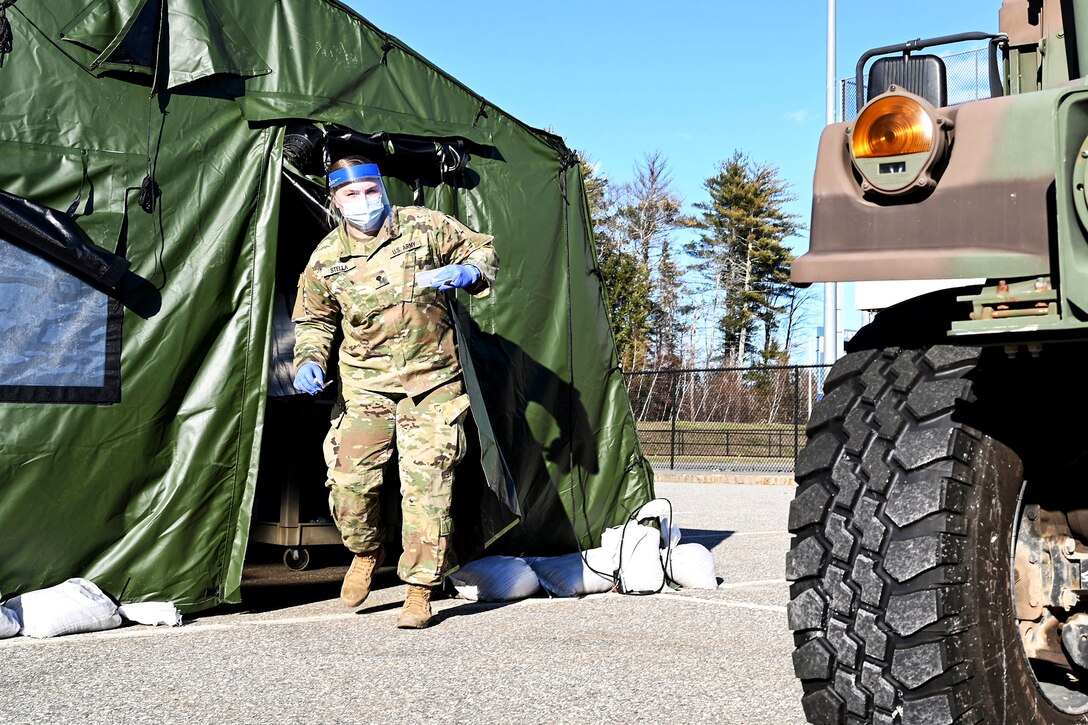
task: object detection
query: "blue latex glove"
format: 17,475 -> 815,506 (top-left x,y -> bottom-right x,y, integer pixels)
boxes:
294,362 -> 325,395
433,264 -> 481,291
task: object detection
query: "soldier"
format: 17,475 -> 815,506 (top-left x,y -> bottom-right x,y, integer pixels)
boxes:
292,155 -> 498,629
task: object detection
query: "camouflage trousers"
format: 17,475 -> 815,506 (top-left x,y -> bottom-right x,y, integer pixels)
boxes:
323,377 -> 470,586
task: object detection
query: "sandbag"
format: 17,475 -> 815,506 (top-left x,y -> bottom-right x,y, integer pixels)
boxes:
0,607 -> 18,639
626,498 -> 681,549
0,591 -> 19,639
595,498 -> 678,595
5,578 -> 121,638
447,556 -> 541,602
525,551 -> 614,598
583,546 -> 616,581
665,543 -> 719,589
608,523 -> 667,594
118,601 -> 183,627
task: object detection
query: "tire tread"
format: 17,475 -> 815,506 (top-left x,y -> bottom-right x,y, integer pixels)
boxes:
788,346 -> 986,723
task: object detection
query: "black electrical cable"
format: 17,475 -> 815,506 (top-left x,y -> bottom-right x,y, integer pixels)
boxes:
557,159 -> 596,567
613,498 -> 674,595
555,155 -> 664,593
137,0 -> 166,214
557,156 -> 619,586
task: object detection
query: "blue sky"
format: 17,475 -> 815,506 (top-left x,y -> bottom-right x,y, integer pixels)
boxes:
347,1 -> 1002,357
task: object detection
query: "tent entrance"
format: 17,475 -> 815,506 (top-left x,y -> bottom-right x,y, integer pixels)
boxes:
252,161 -> 413,569
249,125 -> 520,571
249,166 -> 347,569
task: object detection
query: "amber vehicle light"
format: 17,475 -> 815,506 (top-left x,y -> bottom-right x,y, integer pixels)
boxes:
852,96 -> 934,159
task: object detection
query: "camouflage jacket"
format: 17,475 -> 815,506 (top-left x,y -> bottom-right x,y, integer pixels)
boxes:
292,206 -> 498,395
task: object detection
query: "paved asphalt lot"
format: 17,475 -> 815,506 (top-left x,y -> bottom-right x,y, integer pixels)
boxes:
0,481 -> 805,725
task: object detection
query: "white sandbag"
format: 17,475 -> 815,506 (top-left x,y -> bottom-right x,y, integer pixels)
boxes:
664,543 -> 719,589
447,556 -> 541,602
525,551 -> 614,598
0,595 -> 19,639
599,501 -> 679,559
6,578 -> 121,638
593,498 -> 682,595
627,499 -> 681,549
610,523 -> 667,594
118,601 -> 182,627
583,546 -> 616,580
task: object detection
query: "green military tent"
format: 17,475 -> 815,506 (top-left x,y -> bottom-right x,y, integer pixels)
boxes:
0,0 -> 654,611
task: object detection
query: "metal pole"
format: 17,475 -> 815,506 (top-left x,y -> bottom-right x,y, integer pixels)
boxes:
836,275 -> 845,361
670,402 -> 677,471
793,367 -> 800,464
808,367 -> 813,417
823,0 -> 839,367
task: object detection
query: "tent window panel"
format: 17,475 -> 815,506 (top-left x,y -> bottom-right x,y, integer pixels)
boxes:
0,234 -> 121,403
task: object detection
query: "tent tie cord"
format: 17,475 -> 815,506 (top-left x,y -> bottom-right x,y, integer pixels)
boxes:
0,0 -> 17,69
556,149 -> 578,173
472,103 -> 488,128
380,37 -> 394,65
65,152 -> 91,219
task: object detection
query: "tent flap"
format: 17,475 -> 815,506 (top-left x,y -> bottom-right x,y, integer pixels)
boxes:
0,189 -> 130,287
57,0 -> 154,74
57,0 -> 271,85
164,0 -> 270,89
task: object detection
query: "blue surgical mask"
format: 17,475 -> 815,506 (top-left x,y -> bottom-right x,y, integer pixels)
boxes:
341,197 -> 388,233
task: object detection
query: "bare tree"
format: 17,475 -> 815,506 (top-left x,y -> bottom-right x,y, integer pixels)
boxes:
614,152 -> 691,369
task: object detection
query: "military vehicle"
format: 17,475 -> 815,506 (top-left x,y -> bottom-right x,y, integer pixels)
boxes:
787,1 -> 1088,722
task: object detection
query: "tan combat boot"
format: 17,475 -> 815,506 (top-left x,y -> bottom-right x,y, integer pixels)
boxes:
340,548 -> 384,608
396,584 -> 433,629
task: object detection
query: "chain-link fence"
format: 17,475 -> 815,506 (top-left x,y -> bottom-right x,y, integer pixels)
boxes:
841,45 -> 994,121
624,365 -> 832,474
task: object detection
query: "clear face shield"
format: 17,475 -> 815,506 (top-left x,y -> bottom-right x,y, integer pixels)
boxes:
329,163 -> 391,233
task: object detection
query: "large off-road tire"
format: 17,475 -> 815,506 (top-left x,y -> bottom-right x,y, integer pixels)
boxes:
786,346 -> 1085,724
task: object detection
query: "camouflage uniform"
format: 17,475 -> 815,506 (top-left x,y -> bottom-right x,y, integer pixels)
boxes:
293,206 -> 498,585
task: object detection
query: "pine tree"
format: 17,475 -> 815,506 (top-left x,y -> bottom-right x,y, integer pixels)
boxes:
687,151 -> 799,366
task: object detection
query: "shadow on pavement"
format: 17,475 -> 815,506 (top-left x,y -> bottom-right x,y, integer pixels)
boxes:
677,528 -> 735,549
195,544 -> 475,619
191,543 -> 392,618
428,598 -> 524,625
195,543 -> 641,622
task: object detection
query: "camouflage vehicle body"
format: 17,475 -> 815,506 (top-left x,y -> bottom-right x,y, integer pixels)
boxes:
788,1 -> 1088,722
